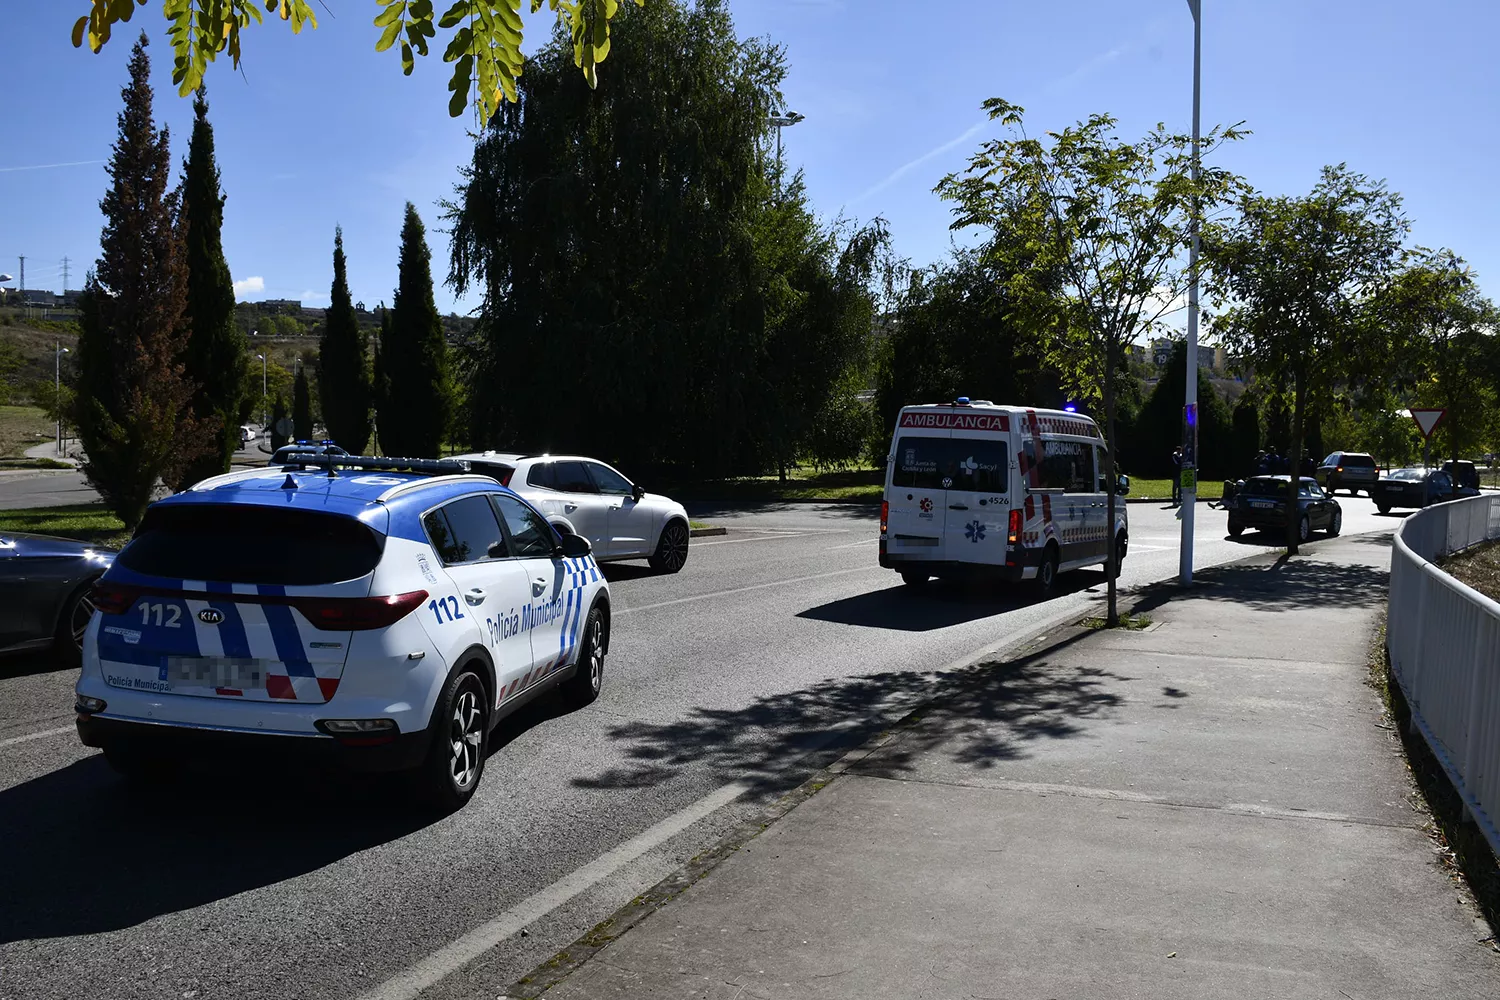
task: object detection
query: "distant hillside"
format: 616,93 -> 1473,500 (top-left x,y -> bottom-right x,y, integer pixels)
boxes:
0,312 -> 78,402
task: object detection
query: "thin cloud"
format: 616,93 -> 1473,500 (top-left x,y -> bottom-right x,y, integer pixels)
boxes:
850,39 -> 1140,207
233,276 -> 265,296
0,159 -> 105,173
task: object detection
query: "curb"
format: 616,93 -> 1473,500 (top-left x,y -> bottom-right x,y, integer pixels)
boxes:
689,526 -> 727,538
500,603 -> 1104,1000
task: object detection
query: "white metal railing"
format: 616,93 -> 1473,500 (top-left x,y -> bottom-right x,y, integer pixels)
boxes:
1387,493 -> 1500,859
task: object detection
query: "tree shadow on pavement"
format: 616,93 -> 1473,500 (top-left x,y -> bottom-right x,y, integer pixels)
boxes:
575,628 -> 1124,794
682,501 -> 877,522
1130,553 -> 1390,615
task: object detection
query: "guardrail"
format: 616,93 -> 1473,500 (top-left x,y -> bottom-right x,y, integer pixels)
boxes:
1387,493 -> 1500,859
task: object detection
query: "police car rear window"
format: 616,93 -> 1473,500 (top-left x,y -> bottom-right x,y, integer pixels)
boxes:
892,437 -> 1007,492
119,505 -> 383,586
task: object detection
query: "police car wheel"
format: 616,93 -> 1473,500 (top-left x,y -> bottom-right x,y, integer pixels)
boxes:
421,668 -> 489,811
649,521 -> 690,574
561,606 -> 605,709
1034,547 -> 1060,595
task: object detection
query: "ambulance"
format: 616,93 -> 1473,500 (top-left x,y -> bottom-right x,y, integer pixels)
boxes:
879,399 -> 1129,592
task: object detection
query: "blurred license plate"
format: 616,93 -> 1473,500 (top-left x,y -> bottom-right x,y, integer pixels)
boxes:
168,657 -> 267,689
1251,501 -> 1275,509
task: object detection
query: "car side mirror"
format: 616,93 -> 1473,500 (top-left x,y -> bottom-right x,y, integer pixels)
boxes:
1116,474 -> 1131,496
632,483 -> 646,502
557,532 -> 592,558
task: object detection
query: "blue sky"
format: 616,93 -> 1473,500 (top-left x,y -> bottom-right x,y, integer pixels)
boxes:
2,1 -> 1496,318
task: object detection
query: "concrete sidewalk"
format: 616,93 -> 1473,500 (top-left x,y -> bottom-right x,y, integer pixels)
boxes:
533,534 -> 1500,999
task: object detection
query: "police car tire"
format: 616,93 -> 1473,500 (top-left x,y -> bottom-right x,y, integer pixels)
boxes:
419,667 -> 489,812
561,605 -> 605,709
649,521 -> 690,574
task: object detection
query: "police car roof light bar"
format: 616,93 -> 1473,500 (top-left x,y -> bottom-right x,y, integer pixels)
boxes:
283,454 -> 472,477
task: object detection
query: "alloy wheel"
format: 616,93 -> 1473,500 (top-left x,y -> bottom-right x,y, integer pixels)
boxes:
70,593 -> 96,649
586,617 -> 604,694
660,525 -> 688,571
449,687 -> 484,790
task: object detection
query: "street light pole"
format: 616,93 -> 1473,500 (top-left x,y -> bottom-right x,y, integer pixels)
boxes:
256,352 -> 267,431
55,343 -> 69,458
1179,0 -> 1202,587
767,111 -> 805,202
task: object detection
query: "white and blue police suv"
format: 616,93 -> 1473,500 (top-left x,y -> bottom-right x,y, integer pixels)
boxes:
74,456 -> 610,810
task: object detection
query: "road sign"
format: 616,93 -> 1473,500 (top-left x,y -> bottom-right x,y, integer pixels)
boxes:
1410,408 -> 1446,439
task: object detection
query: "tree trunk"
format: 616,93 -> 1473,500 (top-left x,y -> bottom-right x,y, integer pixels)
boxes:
1103,340 -> 1119,627
1286,365 -> 1306,556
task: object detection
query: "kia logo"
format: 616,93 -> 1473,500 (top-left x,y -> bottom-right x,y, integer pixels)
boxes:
197,609 -> 225,625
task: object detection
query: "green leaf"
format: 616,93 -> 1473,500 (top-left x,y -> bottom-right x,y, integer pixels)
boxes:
374,0 -> 406,28
376,19 -> 402,52
438,0 -> 470,30
400,39 -> 414,75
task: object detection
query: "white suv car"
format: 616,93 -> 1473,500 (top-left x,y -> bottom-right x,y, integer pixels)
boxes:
453,452 -> 692,574
75,455 -> 610,811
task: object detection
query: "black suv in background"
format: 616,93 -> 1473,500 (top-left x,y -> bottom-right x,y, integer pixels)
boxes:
1315,452 -> 1379,496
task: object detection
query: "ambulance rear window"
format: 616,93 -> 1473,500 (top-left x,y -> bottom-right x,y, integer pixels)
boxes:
893,437 -> 1008,492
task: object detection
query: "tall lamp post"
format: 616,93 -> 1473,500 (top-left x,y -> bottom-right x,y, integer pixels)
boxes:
255,352 -> 267,431
1179,0 -> 1202,587
55,343 -> 70,458
768,111 -> 805,200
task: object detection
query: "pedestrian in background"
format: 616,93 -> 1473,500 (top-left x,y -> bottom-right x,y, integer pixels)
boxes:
1254,450 -> 1270,476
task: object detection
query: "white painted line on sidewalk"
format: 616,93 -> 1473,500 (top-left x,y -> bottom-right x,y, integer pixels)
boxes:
0,725 -> 74,749
354,780 -> 750,1000
616,566 -> 882,616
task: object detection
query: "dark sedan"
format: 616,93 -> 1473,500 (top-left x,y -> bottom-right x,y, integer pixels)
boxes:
0,532 -> 115,665
1227,476 -> 1343,542
1372,467 -> 1478,514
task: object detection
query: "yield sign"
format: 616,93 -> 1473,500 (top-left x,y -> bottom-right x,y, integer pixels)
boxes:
1410,408 -> 1446,439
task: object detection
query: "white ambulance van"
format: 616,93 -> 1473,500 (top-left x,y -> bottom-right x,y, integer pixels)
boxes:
879,398 -> 1129,592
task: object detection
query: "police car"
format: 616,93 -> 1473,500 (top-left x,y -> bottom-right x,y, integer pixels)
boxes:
74,455 -> 610,810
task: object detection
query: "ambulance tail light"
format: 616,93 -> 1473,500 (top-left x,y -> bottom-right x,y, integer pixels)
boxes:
880,501 -> 889,535
1008,509 -> 1022,546
290,590 -> 429,631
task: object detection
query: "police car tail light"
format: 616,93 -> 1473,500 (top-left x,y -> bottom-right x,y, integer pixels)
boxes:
90,580 -> 142,615
290,590 -> 428,631
1007,509 -> 1022,545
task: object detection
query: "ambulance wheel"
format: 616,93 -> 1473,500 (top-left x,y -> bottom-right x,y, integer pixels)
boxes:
900,571 -> 929,587
1034,545 -> 1060,596
419,668 -> 489,813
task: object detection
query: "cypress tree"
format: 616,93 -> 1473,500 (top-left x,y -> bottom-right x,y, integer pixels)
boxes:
293,368 -> 313,441
270,394 -> 290,451
383,205 -> 451,457
174,85 -> 246,489
318,227 -> 372,452
75,32 -> 206,528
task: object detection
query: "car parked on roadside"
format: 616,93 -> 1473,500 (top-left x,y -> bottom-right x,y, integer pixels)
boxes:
270,440 -> 347,466
1441,460 -> 1480,493
1371,467 -> 1478,513
0,532 -> 114,666
1314,452 -> 1379,496
452,452 -> 692,574
1227,476 -> 1342,542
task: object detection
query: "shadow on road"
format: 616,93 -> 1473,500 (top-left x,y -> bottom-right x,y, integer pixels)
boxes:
797,572 -> 1104,632
600,563 -> 664,582
0,691 -> 575,944
1132,551 -> 1389,614
576,627 -> 1124,793
0,757 -> 436,944
0,650 -> 68,680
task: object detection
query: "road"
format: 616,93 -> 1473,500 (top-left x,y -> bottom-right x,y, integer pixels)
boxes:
0,438 -> 272,511
0,498 -> 1398,1000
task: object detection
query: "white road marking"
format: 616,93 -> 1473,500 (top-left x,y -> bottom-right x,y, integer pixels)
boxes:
354,780 -> 751,1000
616,566 -> 882,616
823,537 -> 880,550
0,724 -> 74,749
692,529 -> 846,547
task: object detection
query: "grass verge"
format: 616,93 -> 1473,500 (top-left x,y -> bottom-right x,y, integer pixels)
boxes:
0,405 -> 54,459
667,465 -> 882,503
1079,613 -> 1153,630
0,503 -> 128,547
1367,613 -> 1500,946
1124,477 -> 1224,501
1439,541 -> 1500,603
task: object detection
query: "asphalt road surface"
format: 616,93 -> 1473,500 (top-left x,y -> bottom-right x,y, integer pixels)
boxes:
0,498 -> 1399,1000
